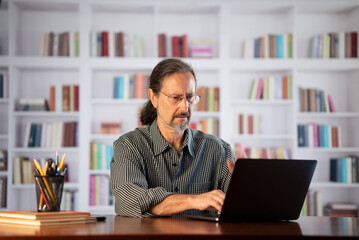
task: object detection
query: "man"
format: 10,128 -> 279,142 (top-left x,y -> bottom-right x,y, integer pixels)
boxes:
111,58 -> 236,217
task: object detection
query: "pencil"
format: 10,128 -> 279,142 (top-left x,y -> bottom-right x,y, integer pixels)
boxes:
33,158 -> 58,208
38,161 -> 49,209
58,153 -> 66,172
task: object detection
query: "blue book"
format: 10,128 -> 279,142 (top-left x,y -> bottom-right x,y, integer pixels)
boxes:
117,76 -> 124,99
28,123 -> 36,147
113,77 -> 118,98
297,125 -> 304,147
254,38 -> 260,58
317,125 -> 323,147
341,158 -> 347,183
303,124 -> 308,147
106,145 -> 112,170
322,124 -> 329,147
34,123 -> 42,147
277,34 -> 283,58
330,158 -> 337,182
319,90 -> 325,112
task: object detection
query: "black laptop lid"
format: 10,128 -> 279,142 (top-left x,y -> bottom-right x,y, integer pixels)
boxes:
220,159 -> 317,222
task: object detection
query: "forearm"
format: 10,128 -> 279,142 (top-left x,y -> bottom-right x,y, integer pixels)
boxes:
150,190 -> 225,216
149,194 -> 194,216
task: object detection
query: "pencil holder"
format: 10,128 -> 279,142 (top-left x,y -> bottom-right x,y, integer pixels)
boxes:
35,175 -> 64,212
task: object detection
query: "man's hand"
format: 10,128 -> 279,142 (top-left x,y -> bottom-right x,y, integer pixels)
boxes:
191,190 -> 226,212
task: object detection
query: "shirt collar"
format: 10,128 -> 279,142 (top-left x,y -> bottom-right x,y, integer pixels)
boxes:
150,120 -> 195,158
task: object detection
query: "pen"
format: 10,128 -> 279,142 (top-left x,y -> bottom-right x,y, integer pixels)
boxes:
55,151 -> 59,170
35,176 -> 50,210
33,158 -> 58,208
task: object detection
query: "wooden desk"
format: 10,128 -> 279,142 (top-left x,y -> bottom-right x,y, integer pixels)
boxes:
0,215 -> 358,239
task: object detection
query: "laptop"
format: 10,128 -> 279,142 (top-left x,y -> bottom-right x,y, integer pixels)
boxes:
185,158 -> 317,222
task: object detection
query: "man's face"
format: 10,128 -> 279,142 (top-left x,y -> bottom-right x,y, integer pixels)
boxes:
156,72 -> 196,132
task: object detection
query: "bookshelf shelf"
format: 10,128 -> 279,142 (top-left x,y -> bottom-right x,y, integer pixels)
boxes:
91,134 -> 120,141
232,134 -> 293,141
296,147 -> 359,153
91,99 -> 147,105
11,147 -> 79,153
13,112 -> 80,117
311,182 -> 359,188
90,170 -> 110,175
231,99 -> 294,105
297,112 -> 359,118
1,0 -> 358,215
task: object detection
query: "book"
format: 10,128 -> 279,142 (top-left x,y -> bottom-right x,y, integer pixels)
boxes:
0,210 -> 91,220
0,210 -> 96,226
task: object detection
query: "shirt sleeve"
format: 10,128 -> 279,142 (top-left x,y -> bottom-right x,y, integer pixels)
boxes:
220,141 -> 235,193
110,139 -> 173,218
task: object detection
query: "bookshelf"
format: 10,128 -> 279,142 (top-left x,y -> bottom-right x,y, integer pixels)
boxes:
0,0 -> 358,214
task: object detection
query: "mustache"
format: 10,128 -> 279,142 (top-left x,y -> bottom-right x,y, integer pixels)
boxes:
173,112 -> 190,118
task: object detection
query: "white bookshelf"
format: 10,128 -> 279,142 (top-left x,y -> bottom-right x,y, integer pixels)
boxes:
0,0 -> 358,214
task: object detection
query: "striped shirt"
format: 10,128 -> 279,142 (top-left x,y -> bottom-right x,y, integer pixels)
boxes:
110,120 -> 234,218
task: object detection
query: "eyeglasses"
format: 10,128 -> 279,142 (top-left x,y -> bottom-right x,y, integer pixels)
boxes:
159,91 -> 201,105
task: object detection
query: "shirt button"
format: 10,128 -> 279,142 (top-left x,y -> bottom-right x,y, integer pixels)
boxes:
172,163 -> 177,167
174,187 -> 179,192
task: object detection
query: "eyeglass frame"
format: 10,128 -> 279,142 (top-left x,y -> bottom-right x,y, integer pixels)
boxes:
159,91 -> 201,105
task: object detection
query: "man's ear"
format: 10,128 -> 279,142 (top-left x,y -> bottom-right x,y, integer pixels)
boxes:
148,88 -> 158,109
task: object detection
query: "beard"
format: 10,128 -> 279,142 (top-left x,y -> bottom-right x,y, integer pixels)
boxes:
158,111 -> 191,131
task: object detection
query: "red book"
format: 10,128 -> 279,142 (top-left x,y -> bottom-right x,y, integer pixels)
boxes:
74,85 -> 79,111
102,31 -> 108,57
49,86 -> 55,111
172,36 -> 180,57
135,74 -> 144,99
158,33 -> 166,57
248,115 -> 253,134
239,114 -> 244,134
182,34 -> 189,58
351,32 -> 357,58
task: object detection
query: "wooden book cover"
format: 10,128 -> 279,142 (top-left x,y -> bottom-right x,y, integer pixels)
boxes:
309,89 -> 316,112
74,85 -> 79,111
0,211 -> 90,220
118,32 -> 124,57
182,34 -> 189,58
0,216 -> 96,226
213,87 -> 219,111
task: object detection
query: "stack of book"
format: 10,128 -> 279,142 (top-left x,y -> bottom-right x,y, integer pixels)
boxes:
158,33 -> 189,58
297,123 -> 341,148
189,118 -> 219,137
324,202 -> 359,217
16,98 -> 49,111
195,86 -> 220,112
90,141 -> 113,170
310,32 -> 357,58
40,31 -> 80,57
0,73 -> 8,98
113,74 -> 149,99
189,40 -> 213,58
243,33 -> 293,58
61,85 -> 80,112
89,174 -> 113,206
23,121 -> 78,148
298,87 -> 335,112
12,156 -> 34,185
236,113 -> 262,135
90,31 -> 144,58
100,121 -> 121,134
234,143 -> 290,159
301,190 -> 322,216
249,74 -> 292,100
0,211 -> 96,226
330,155 -> 359,183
